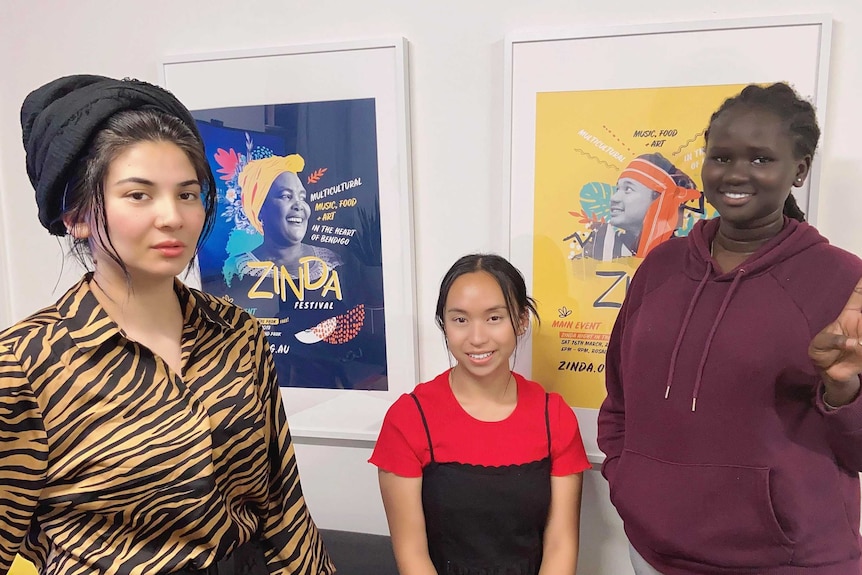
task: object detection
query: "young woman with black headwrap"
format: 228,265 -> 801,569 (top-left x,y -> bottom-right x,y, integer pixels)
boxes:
0,75 -> 334,575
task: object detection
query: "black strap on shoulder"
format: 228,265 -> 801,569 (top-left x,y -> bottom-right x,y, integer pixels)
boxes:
410,393 -> 435,463
544,393 -> 551,458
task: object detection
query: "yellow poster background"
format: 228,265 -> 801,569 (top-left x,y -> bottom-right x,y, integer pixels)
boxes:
532,84 -> 747,408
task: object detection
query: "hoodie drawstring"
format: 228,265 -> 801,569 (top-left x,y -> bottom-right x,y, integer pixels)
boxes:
664,265 -> 711,401
689,269 -> 745,411
660,216 -> 819,411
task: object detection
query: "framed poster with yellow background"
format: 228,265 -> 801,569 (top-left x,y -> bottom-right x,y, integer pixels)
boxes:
504,16 -> 831,460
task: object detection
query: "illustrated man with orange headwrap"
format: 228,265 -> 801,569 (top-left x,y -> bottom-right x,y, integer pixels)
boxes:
235,154 -> 342,280
585,153 -> 702,260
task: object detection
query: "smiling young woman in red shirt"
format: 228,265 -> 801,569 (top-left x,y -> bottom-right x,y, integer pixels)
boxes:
371,254 -> 590,575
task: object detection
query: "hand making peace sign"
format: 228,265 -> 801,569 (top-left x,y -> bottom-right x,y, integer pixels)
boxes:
809,277 -> 862,407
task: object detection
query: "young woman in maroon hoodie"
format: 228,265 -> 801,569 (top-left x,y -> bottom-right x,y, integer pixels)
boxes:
598,82 -> 862,575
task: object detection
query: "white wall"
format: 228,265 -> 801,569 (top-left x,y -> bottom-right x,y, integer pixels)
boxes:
2,1 -> 862,573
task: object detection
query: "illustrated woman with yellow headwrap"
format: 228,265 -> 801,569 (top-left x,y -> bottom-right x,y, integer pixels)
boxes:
231,153 -> 371,390
585,153 -> 701,260
235,154 -> 342,280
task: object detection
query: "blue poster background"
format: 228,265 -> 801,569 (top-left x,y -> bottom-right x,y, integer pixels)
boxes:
194,98 -> 387,391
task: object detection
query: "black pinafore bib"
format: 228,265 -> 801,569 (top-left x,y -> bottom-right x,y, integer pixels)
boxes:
411,392 -> 552,575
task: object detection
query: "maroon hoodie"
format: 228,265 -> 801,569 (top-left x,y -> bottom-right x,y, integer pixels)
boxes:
598,217 -> 862,574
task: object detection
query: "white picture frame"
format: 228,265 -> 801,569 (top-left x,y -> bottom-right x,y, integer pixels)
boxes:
161,38 -> 416,442
503,15 -> 832,462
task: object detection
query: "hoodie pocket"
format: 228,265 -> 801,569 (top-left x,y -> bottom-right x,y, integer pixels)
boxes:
611,449 -> 794,568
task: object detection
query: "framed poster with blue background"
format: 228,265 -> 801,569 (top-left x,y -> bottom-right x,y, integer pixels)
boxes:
162,38 -> 416,441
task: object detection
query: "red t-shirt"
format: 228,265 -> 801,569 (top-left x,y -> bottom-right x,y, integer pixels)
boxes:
370,370 -> 590,477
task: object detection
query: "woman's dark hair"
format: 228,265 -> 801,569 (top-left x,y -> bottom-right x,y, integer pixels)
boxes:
62,108 -> 217,275
435,254 -> 539,338
703,82 -> 819,222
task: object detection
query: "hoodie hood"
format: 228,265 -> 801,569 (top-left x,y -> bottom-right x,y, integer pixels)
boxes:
665,217 -> 828,411
686,217 -> 827,280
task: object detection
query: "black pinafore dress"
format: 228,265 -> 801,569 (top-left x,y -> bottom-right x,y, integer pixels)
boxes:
410,392 -> 552,575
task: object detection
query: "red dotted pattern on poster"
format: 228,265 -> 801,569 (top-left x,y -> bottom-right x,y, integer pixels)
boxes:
324,304 -> 365,344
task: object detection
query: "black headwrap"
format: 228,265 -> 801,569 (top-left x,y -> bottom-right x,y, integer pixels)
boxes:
20,74 -> 203,235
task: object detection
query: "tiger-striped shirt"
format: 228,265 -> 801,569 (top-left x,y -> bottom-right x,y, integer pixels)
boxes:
0,275 -> 334,575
